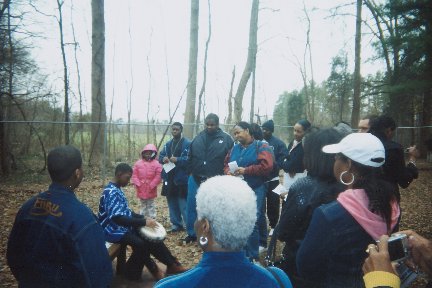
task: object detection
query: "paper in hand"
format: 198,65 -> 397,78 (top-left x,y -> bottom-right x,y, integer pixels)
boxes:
228,161 -> 244,179
163,162 -> 176,173
228,161 -> 239,174
272,184 -> 288,195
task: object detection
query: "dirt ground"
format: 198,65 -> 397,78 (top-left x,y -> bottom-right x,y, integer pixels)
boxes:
0,161 -> 431,287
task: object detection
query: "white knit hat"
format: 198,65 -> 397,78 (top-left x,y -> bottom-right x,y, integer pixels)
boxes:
322,133 -> 385,167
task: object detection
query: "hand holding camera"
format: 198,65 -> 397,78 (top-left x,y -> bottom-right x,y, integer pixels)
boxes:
400,230 -> 432,277
362,235 -> 396,275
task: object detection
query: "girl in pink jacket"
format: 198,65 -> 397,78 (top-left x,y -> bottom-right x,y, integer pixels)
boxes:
132,144 -> 162,219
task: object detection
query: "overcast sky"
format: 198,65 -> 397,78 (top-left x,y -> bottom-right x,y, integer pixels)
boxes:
27,0 -> 384,124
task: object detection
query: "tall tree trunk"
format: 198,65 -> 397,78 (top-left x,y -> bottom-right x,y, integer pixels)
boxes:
195,0 -> 211,135
89,0 -> 106,166
249,68 -> 256,123
57,0 -> 70,145
70,3 -> 85,157
234,0 -> 259,123
0,3 -> 12,175
304,3 -> 315,123
226,66 -> 235,125
183,0 -> 199,139
352,0 -> 362,127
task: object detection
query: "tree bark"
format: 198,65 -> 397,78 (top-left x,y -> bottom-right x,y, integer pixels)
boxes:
249,68 -> 256,123
234,0 -> 259,123
351,0 -> 362,127
195,0 -> 211,136
226,66 -> 235,125
89,0 -> 106,166
57,0 -> 70,145
183,0 -> 199,139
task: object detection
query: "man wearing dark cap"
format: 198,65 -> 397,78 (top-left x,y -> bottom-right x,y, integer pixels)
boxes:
261,120 -> 288,237
7,145 -> 112,287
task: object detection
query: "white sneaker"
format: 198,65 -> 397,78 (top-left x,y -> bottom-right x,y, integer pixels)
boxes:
259,246 -> 268,254
269,228 -> 274,237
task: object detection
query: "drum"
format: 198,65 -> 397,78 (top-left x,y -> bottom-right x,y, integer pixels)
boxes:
139,221 -> 167,242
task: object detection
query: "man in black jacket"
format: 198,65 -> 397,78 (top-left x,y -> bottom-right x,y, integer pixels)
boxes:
184,113 -> 234,243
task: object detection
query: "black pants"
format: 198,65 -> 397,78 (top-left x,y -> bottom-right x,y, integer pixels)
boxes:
120,231 -> 176,279
265,180 -> 281,228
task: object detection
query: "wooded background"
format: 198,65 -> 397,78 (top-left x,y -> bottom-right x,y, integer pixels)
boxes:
1,0 -> 431,178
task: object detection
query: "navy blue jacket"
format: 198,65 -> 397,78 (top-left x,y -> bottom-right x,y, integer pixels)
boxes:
296,201 -> 397,288
265,135 -> 288,178
187,128 -> 234,179
281,141 -> 305,174
159,137 -> 191,186
7,183 -> 113,288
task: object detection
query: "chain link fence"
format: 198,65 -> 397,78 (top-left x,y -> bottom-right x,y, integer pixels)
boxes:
1,121 -> 431,181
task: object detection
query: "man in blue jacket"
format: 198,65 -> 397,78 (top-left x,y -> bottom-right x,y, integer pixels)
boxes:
159,122 -> 191,233
184,113 -> 234,243
7,145 -> 112,288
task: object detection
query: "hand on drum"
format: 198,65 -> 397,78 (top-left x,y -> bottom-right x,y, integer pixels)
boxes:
146,218 -> 157,229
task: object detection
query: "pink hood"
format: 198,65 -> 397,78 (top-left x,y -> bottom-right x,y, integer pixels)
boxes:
337,189 -> 400,240
141,143 -> 157,154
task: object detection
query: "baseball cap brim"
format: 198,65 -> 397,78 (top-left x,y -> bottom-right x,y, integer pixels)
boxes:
322,143 -> 343,154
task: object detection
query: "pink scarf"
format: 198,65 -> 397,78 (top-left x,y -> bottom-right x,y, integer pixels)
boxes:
337,189 -> 400,240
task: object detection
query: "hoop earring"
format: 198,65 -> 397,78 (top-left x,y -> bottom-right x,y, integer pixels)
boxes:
340,171 -> 355,185
199,236 -> 208,246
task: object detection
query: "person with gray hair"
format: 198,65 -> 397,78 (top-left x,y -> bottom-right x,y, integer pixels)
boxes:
155,175 -> 292,288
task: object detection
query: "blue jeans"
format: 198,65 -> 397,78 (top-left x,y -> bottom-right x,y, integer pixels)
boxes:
186,175 -> 198,237
167,192 -> 187,230
245,184 -> 266,260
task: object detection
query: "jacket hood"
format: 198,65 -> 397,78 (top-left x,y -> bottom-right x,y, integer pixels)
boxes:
337,189 -> 400,240
141,144 -> 158,153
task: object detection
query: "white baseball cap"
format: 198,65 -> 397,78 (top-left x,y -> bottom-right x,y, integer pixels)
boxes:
322,133 -> 385,167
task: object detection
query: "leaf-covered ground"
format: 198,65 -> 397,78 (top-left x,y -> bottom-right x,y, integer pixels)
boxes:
1,162 -> 431,287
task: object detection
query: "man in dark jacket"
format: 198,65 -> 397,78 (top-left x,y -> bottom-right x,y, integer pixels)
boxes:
261,120 -> 288,237
7,146 -> 113,288
159,122 -> 191,233
184,113 -> 234,243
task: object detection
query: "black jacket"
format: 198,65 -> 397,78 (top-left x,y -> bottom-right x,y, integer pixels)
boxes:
187,128 -> 234,180
382,139 -> 418,189
265,135 -> 288,178
281,141 -> 305,174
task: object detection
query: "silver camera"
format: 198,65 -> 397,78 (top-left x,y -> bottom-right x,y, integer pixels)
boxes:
378,233 -> 410,262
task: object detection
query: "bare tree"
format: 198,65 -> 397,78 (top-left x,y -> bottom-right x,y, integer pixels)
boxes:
195,0 -> 211,135
89,0 -> 106,166
249,69 -> 256,123
56,0 -> 70,145
70,3 -> 85,156
146,29 -> 153,144
351,0 -> 362,127
234,0 -> 259,123
183,0 -> 199,138
226,66 -> 235,125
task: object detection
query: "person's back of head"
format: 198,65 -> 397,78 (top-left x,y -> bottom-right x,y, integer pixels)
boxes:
47,145 -> 82,183
196,175 -> 256,251
303,128 -> 343,180
250,123 -> 263,140
334,121 -> 352,136
369,115 -> 397,141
